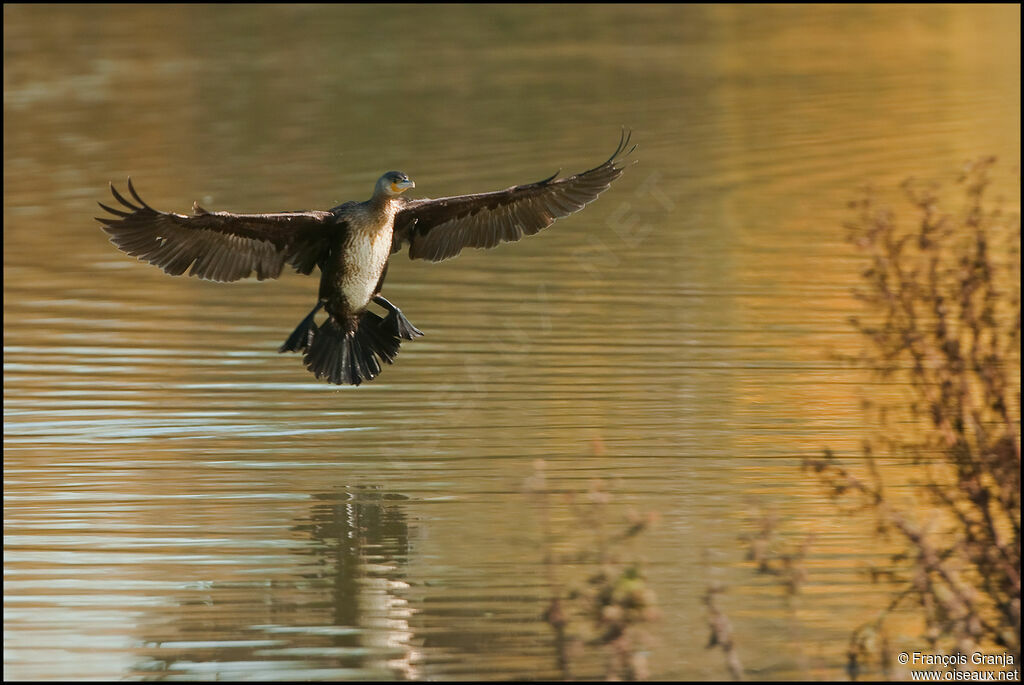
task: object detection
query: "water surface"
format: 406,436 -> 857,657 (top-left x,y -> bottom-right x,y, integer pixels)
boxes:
4,4 -> 1020,680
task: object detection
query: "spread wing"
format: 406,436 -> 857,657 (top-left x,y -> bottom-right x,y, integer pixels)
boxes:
392,130 -> 635,262
96,179 -> 339,282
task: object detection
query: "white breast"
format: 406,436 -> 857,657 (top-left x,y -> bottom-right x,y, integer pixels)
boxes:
341,220 -> 394,311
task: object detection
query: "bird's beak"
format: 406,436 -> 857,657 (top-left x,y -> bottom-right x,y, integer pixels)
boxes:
392,179 -> 415,193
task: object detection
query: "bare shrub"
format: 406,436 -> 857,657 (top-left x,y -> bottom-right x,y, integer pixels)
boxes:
805,158 -> 1020,679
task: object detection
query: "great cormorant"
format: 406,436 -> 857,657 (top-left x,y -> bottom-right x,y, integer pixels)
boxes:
97,131 -> 635,385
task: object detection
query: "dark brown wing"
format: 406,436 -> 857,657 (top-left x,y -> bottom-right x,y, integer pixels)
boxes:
96,179 -> 338,282
392,130 -> 635,262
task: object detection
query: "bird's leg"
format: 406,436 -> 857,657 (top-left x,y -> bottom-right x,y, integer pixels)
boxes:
373,295 -> 424,340
279,301 -> 324,353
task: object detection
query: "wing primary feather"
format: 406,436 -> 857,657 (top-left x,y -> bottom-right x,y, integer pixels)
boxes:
97,202 -> 132,219
539,170 -> 560,184
109,183 -> 142,212
126,178 -> 157,212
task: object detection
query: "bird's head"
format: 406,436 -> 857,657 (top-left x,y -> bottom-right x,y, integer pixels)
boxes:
377,171 -> 415,198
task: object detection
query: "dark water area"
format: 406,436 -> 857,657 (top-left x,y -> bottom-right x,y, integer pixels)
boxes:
4,4 -> 1019,680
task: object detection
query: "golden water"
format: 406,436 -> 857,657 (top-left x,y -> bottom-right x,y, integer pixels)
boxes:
4,4 -> 1019,680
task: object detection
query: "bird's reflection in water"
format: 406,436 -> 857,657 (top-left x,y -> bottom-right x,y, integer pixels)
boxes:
295,486 -> 419,678
128,487 -> 418,680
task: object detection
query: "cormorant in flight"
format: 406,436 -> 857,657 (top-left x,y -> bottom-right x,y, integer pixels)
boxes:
97,131 -> 635,385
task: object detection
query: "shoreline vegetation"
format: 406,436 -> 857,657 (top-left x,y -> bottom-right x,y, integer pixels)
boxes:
709,158 -> 1020,681
807,157 -> 1020,679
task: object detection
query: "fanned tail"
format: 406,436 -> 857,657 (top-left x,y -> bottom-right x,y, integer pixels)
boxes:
300,311 -> 402,386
